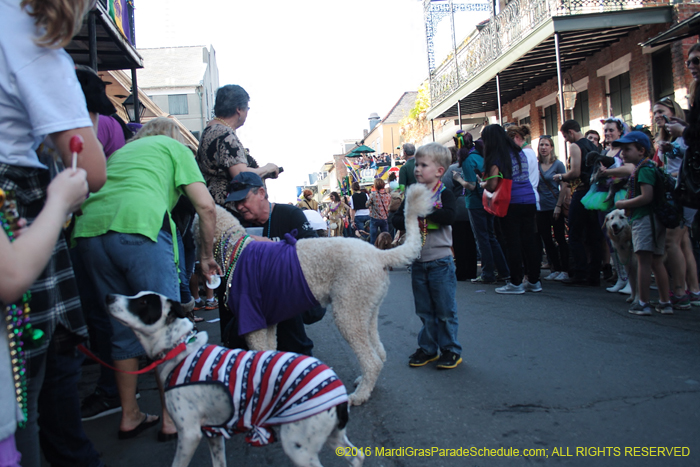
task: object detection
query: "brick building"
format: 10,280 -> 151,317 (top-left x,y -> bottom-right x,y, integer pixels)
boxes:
423,0 -> 700,155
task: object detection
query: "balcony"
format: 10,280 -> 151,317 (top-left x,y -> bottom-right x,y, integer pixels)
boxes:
427,0 -> 673,119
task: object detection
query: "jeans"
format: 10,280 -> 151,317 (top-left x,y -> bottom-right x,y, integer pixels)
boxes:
536,210 -> 569,272
71,248 -> 117,398
411,256 -> 461,355
177,229 -> 196,304
369,217 -> 388,245
468,208 -> 509,281
76,230 -> 180,360
15,339 -> 102,467
353,215 -> 370,237
500,203 -> 540,286
568,190 -> 603,281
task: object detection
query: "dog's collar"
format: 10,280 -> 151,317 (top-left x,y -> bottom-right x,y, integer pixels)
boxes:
154,330 -> 198,361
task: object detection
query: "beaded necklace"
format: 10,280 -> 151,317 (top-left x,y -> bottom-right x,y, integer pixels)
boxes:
419,180 -> 446,249
1,189 -> 43,428
222,235 -> 253,303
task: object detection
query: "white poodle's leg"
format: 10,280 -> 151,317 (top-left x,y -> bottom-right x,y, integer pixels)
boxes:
368,306 -> 386,363
245,329 -> 271,350
333,309 -> 382,405
267,324 -> 277,350
171,426 -> 203,467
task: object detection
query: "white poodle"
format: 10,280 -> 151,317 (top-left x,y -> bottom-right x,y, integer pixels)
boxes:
195,184 -> 432,405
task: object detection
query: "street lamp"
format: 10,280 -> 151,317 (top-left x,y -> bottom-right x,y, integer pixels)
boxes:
562,81 -> 577,110
122,93 -> 145,123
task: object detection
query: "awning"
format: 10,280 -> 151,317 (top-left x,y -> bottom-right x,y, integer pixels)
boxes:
428,7 -> 673,120
640,11 -> 700,48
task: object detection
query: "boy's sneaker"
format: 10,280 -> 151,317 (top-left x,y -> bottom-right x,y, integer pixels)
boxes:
81,388 -> 121,421
655,302 -> 674,315
495,281 -> 525,295
471,275 -> 495,284
671,294 -> 691,310
554,271 -> 569,281
543,271 -> 559,281
628,302 -> 652,316
193,299 -> 205,311
204,298 -> 219,310
436,351 -> 462,369
523,280 -> 542,292
408,348 -> 438,367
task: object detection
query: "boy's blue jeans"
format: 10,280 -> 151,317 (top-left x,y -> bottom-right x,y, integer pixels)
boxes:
411,256 -> 462,355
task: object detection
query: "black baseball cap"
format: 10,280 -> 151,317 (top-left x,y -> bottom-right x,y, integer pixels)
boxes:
225,172 -> 264,203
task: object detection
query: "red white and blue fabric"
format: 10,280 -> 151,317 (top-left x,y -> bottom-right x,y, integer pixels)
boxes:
165,345 -> 348,446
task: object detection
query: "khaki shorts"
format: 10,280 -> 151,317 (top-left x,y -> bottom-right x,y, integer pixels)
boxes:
631,215 -> 666,255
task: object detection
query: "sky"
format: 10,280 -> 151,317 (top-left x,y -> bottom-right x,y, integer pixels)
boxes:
133,0 -> 429,202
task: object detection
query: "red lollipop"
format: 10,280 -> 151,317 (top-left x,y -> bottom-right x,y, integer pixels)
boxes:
69,135 -> 84,169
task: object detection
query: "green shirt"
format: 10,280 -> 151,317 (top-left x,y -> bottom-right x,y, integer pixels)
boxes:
398,157 -> 416,191
630,164 -> 656,221
73,135 -> 205,242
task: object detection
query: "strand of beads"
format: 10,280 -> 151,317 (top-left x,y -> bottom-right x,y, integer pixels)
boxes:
0,196 -> 42,428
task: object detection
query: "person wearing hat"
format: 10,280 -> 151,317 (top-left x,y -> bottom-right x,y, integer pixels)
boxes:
613,131 -> 671,315
220,172 -> 319,355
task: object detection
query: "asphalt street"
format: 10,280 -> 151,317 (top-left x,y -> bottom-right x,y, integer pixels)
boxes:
76,268 -> 700,467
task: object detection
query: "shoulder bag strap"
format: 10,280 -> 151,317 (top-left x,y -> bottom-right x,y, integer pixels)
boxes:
539,165 -> 559,199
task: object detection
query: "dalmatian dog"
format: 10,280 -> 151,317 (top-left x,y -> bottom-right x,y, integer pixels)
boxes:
107,292 -> 363,467
604,209 -> 638,304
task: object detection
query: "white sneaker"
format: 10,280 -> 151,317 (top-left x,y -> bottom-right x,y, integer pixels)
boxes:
554,271 -> 569,281
606,278 -> 627,293
495,281 -> 525,294
544,271 -> 560,281
618,282 -> 633,295
523,280 -> 543,292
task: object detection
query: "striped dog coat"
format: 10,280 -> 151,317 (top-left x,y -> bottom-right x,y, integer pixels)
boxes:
165,344 -> 348,446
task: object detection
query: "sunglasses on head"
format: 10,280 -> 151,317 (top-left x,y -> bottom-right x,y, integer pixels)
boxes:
229,182 -> 253,192
687,57 -> 700,67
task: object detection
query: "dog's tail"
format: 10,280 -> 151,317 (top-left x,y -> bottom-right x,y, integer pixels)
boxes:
379,184 -> 433,268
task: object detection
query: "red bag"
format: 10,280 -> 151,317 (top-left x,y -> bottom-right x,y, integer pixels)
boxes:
482,173 -> 512,217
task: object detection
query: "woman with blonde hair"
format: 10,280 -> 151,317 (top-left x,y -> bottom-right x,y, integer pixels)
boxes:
1,0 -> 107,465
73,118 -> 221,443
536,136 -> 568,281
324,192 -> 350,237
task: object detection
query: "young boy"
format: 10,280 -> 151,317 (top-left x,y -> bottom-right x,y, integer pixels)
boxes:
392,142 -> 462,369
613,131 -> 672,315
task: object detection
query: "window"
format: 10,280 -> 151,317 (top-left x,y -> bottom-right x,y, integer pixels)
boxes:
519,116 -> 531,126
652,48 -> 674,102
168,94 -> 188,115
609,72 -> 631,123
541,104 -> 560,154
572,90 -> 589,134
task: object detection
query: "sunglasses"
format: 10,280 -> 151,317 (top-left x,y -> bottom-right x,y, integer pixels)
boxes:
687,57 -> 700,67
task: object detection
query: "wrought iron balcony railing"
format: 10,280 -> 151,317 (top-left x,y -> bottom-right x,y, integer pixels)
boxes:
429,0 -> 672,109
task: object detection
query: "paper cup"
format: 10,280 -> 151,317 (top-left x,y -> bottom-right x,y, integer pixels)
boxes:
206,274 -> 221,289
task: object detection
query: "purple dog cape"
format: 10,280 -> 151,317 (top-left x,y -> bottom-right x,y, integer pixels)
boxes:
227,233 -> 319,336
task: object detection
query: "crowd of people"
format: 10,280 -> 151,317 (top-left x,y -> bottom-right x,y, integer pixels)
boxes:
1,0 -> 700,464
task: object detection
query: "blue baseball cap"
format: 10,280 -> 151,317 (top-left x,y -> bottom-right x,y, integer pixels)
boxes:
225,172 -> 264,203
611,131 -> 651,152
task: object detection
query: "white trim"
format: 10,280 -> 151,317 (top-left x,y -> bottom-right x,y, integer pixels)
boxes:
596,53 -> 631,79
572,77 -> 589,92
536,92 -> 558,108
511,104 -> 531,120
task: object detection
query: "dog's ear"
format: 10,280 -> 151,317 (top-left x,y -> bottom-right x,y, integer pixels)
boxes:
165,299 -> 188,325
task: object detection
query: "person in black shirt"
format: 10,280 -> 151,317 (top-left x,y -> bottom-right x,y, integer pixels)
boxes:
555,120 -> 603,286
221,172 -> 320,355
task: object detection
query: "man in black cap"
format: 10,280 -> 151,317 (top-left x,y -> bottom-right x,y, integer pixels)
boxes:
221,172 -> 322,355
